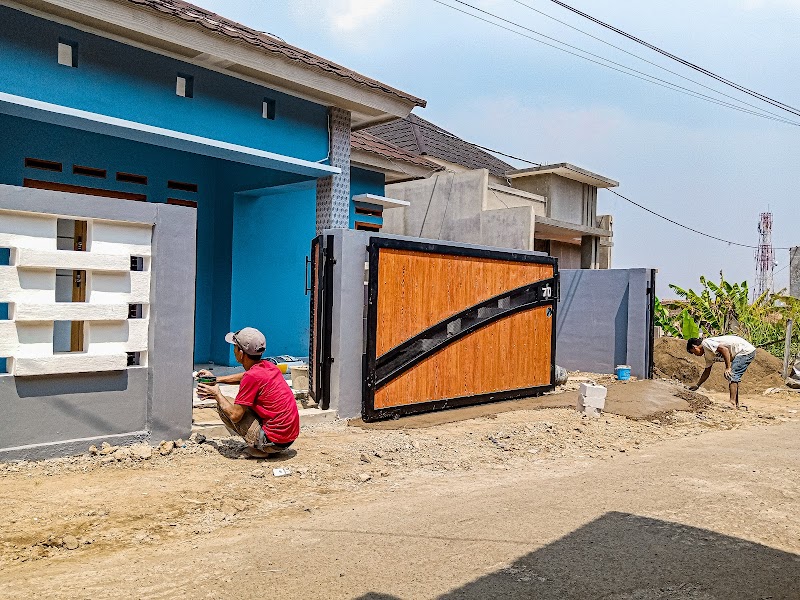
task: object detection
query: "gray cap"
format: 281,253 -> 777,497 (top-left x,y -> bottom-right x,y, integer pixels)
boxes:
225,327 -> 266,356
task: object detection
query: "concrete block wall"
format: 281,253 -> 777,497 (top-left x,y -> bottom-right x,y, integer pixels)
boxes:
556,268 -> 654,378
0,184 -> 196,460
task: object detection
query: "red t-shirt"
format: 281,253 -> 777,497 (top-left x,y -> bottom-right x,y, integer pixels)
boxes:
234,361 -> 300,444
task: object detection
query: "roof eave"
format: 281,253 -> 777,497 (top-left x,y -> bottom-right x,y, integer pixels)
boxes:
507,163 -> 619,188
8,0 -> 426,122
351,148 -> 439,182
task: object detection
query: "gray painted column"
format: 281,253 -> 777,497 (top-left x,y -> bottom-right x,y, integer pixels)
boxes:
791,246 -> 800,299
580,235 -> 599,269
327,228 -> 371,419
316,107 -> 351,233
148,203 -> 197,443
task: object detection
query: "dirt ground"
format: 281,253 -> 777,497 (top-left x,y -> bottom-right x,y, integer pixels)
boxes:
1,381 -> 799,598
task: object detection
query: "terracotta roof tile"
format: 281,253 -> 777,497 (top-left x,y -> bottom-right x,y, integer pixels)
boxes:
126,0 -> 426,107
366,114 -> 514,177
351,131 -> 442,171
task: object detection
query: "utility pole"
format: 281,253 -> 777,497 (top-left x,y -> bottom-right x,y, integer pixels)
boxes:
791,246 -> 800,299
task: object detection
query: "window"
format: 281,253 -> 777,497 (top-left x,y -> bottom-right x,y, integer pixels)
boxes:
57,39 -> 77,68
128,304 -> 144,319
355,221 -> 381,232
127,352 -> 142,366
262,98 -> 276,120
73,165 -> 107,178
25,158 -> 62,172
354,205 -> 383,218
176,73 -> 194,98
0,247 -> 9,266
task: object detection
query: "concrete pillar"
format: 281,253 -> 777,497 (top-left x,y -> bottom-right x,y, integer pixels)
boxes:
316,106 -> 351,233
791,246 -> 800,298
581,235 -> 599,269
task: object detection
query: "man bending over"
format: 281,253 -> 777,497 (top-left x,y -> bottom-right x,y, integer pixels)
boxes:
686,335 -> 757,409
197,327 -> 300,458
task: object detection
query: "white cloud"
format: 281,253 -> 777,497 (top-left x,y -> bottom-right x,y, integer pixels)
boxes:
332,0 -> 392,32
291,0 -> 397,34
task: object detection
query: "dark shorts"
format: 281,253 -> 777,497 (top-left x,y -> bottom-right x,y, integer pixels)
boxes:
255,427 -> 294,451
217,405 -> 294,453
729,350 -> 756,383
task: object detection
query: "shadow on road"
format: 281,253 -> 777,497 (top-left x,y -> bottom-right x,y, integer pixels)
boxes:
354,511 -> 799,599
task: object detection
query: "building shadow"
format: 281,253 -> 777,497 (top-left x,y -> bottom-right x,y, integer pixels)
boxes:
205,438 -> 297,462
358,511 -> 799,599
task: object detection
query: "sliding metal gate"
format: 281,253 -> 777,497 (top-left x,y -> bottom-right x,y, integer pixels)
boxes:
362,238 -> 559,421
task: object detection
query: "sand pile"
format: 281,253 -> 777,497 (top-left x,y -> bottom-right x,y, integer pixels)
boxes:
653,337 -> 784,394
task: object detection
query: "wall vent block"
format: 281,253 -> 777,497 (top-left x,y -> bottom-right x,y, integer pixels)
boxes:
263,98 -> 276,120
116,172 -> 148,185
73,165 -> 107,178
57,39 -> 77,68
24,158 -> 62,172
167,180 -> 198,193
176,73 -> 194,98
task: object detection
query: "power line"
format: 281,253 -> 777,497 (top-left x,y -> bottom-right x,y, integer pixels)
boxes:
397,110 -> 794,251
508,0 -> 796,123
545,0 -> 800,118
608,190 -> 793,250
430,0 -> 800,127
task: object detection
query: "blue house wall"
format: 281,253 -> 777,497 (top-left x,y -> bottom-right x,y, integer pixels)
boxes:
230,185 -> 317,363
0,115 -> 309,362
0,6 -> 329,161
0,6 -> 400,366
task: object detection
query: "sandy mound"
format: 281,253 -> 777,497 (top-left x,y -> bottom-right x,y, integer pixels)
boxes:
654,337 -> 784,394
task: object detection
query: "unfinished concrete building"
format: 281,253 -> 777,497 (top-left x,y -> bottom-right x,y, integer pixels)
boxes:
367,115 -> 617,269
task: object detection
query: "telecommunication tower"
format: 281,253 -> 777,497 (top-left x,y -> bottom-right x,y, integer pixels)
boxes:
754,212 -> 775,299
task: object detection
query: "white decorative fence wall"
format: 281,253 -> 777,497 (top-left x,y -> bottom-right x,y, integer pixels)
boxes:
0,209 -> 152,377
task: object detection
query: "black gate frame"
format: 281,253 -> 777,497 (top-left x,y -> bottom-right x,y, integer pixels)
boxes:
362,237 -> 560,422
646,269 -> 657,379
307,235 -> 334,410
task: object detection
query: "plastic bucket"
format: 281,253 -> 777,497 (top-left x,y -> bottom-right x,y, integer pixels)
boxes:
615,365 -> 631,381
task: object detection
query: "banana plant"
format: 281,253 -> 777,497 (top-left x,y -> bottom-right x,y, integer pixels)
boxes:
657,272 -> 800,359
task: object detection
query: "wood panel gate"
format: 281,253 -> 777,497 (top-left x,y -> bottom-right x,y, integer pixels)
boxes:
363,238 -> 558,421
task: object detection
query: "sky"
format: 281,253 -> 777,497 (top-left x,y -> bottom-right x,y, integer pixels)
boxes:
193,0 -> 800,296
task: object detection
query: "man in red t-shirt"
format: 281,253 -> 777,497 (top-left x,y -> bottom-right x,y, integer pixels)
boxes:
197,327 -> 300,458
